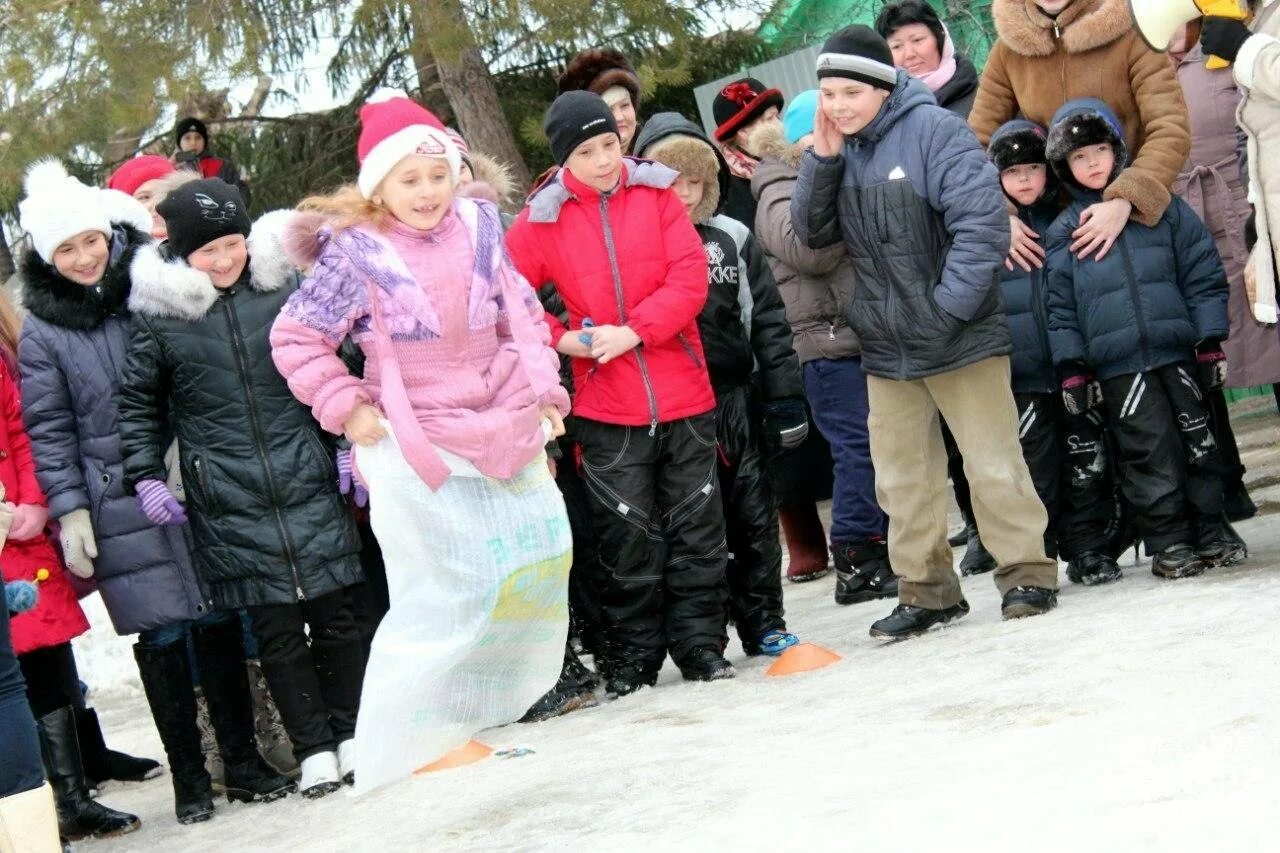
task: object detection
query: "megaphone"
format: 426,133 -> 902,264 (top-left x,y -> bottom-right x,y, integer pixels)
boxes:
1129,0 -> 1247,68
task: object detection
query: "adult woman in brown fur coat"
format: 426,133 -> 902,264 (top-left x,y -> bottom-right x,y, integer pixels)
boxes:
970,0 -> 1191,269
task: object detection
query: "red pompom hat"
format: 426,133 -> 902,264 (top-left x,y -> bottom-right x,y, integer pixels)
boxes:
357,89 -> 462,198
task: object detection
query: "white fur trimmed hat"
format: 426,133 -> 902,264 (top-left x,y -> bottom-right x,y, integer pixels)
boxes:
18,159 -> 141,264
357,89 -> 462,198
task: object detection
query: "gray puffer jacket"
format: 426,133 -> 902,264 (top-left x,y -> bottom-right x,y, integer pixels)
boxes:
750,124 -> 860,364
18,223 -> 209,635
791,71 -> 1012,380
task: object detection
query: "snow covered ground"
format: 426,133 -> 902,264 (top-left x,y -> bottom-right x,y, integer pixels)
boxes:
74,400 -> 1280,853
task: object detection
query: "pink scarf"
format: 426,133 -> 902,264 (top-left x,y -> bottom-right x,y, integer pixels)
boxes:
721,144 -> 759,181
916,24 -> 958,94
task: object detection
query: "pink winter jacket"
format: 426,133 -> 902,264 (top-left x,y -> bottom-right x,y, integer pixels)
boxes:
270,198 -> 569,491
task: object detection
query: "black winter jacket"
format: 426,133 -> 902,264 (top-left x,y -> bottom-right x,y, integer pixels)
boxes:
999,199 -> 1061,394
934,53 -> 980,120
118,223 -> 362,609
792,71 -> 1012,381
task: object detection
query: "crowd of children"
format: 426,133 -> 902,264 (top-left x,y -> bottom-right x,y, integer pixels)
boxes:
2,0 -> 1279,848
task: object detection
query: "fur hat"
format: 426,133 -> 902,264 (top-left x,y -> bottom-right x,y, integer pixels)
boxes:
558,48 -> 641,105
356,89 -> 461,198
713,78 -> 785,143
18,159 -> 130,264
639,136 -> 722,223
1045,98 -> 1129,188
989,120 -> 1049,172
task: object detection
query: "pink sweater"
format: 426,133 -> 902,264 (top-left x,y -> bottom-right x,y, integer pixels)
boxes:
270,198 -> 569,490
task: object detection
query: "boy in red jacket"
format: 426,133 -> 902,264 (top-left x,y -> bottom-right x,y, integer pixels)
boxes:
507,91 -> 732,696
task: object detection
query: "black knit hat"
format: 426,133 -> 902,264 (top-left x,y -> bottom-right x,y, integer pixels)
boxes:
816,25 -> 899,92
157,179 -> 252,261
544,91 -> 620,165
175,116 -> 209,147
875,1 -> 947,57
712,78 -> 785,143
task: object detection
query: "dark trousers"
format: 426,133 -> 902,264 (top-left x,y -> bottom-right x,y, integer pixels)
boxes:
802,356 -> 887,544
714,386 -> 786,649
17,642 -> 79,719
555,436 -> 608,658
1014,393 -> 1114,559
942,420 -> 974,525
0,608 -> 44,797
350,516 -> 390,657
246,587 -> 365,762
574,413 -> 729,666
1100,364 -> 1225,552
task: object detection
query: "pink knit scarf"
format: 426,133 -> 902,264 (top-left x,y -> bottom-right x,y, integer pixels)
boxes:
916,24 -> 958,94
721,144 -> 759,181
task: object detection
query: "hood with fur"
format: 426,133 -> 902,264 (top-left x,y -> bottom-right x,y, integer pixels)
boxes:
19,222 -> 151,331
456,151 -> 517,207
633,112 -> 729,224
128,210 -> 295,322
992,0 -> 1131,57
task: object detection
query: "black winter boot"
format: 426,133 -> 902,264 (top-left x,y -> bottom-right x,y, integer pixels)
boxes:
74,707 -> 162,789
192,620 -> 295,805
521,642 -> 600,723
36,706 -> 141,840
832,539 -> 898,605
1195,520 -> 1248,568
676,648 -> 736,682
1000,586 -> 1058,619
602,649 -> 662,698
1065,551 -> 1123,586
1151,544 -> 1205,579
133,640 -> 215,825
958,523 -> 996,576
869,600 -> 969,640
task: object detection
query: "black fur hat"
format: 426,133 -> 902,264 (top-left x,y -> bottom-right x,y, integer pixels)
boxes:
558,48 -> 641,105
1045,98 -> 1129,187
989,120 -> 1049,172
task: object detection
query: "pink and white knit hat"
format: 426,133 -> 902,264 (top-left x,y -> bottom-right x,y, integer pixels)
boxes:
356,89 -> 462,198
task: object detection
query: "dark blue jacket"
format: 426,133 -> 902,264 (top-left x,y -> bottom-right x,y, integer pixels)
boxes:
1000,200 -> 1061,394
1045,193 -> 1229,381
791,71 -> 1011,381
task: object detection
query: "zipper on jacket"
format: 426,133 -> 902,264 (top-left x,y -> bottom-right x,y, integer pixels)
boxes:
1115,233 -> 1153,369
599,193 -> 659,435
1029,265 -> 1054,390
220,293 -> 307,601
676,332 -> 704,368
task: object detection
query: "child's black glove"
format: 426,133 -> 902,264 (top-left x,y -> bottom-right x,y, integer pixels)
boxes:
1060,361 -> 1101,416
765,399 -> 810,450
1201,16 -> 1252,65
1196,339 -> 1228,390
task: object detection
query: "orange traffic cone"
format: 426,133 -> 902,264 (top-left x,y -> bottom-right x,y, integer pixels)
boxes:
765,642 -> 842,677
415,740 -> 494,774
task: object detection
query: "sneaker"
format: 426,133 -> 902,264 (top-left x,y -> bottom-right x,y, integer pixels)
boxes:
832,539 -> 898,605
337,739 -> 355,787
297,752 -> 341,800
1000,586 -> 1058,619
958,525 -> 996,576
677,648 -> 736,682
1151,544 -> 1205,579
1065,551 -> 1122,586
1196,524 -> 1247,568
604,660 -> 660,698
869,600 -> 969,640
754,630 -> 799,657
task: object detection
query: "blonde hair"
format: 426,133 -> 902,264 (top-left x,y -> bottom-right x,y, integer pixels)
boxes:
0,290 -> 22,363
298,183 -> 391,232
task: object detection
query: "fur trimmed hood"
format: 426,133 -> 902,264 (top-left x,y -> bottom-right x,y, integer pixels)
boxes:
748,122 -> 807,172
19,222 -> 152,331
128,210 -> 296,322
456,151 -> 517,206
633,112 -> 729,224
992,0 -> 1131,57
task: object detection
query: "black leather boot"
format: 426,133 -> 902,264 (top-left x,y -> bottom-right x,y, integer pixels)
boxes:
133,639 -> 215,825
869,600 -> 970,640
36,706 -> 141,840
958,523 -> 996,576
192,619 -> 294,804
832,539 -> 898,605
74,707 -> 162,788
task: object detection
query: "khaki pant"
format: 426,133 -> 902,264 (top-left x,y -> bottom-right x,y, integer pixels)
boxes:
866,356 -> 1059,610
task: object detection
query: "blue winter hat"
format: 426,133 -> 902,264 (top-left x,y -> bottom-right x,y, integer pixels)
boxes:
783,90 -> 820,144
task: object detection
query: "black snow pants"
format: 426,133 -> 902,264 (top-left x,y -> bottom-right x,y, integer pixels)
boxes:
574,413 -> 730,671
1099,363 -> 1225,553
1013,393 -> 1114,560
714,385 -> 786,653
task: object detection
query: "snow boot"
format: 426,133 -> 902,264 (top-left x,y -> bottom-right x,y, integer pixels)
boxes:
192,620 -> 294,805
133,639 -> 215,825
603,656 -> 660,698
1000,586 -> 1058,620
957,522 -> 996,576
297,752 -> 341,800
869,600 -> 969,640
1066,551 -> 1122,586
1151,544 -> 1205,579
677,648 -> 736,682
0,781 -> 61,853
779,503 -> 831,582
35,706 -> 141,840
754,629 -> 799,657
832,539 -> 897,605
74,707 -> 162,788
521,644 -> 600,722
1196,521 -> 1247,568
245,659 -> 298,778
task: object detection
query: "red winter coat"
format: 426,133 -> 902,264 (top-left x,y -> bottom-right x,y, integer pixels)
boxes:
0,363 -> 88,655
507,159 -> 716,427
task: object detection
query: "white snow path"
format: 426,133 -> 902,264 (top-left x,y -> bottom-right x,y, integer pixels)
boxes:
72,402 -> 1280,853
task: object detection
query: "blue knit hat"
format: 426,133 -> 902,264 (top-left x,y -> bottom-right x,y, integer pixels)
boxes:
783,90 -> 820,144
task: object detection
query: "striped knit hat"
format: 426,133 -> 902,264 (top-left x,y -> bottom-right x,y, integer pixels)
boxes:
816,25 -> 898,92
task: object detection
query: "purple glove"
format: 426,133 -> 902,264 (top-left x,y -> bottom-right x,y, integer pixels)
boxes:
136,479 -> 188,526
336,449 -> 368,508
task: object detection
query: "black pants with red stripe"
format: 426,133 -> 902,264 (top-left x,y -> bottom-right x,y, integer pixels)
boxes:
1013,392 -> 1114,560
1099,363 -> 1225,553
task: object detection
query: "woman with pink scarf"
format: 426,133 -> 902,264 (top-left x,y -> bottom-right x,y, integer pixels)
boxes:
876,0 -> 981,119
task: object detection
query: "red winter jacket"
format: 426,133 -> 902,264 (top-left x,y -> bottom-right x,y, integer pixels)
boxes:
0,363 -> 88,655
506,159 -> 716,427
